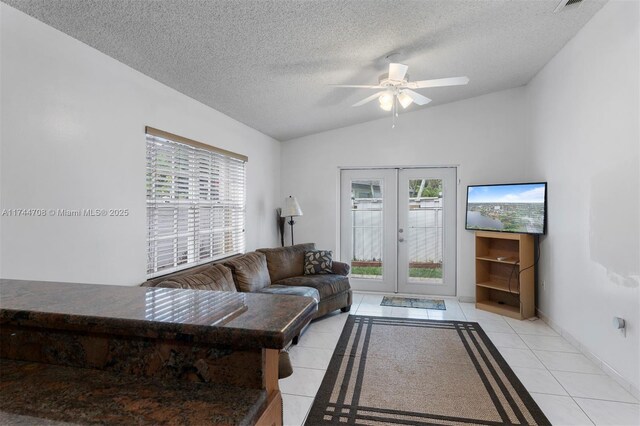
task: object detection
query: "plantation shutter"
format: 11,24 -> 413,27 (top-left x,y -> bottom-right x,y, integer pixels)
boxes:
146,127 -> 246,278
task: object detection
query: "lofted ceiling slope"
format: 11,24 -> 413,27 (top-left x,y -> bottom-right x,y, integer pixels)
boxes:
3,0 -> 607,141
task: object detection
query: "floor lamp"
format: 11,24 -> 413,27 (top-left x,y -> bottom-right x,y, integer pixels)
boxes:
281,196 -> 303,245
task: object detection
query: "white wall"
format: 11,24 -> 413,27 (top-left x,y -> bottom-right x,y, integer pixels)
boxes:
527,0 -> 639,392
281,87 -> 532,300
0,4 -> 281,286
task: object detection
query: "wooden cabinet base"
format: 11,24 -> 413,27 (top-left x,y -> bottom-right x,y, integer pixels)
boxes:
257,391 -> 283,426
475,231 -> 535,320
257,348 -> 283,426
476,300 -> 521,320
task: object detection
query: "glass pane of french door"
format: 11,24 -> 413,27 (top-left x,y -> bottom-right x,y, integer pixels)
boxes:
350,179 -> 384,280
340,169 -> 397,293
407,178 -> 443,284
398,168 -> 456,296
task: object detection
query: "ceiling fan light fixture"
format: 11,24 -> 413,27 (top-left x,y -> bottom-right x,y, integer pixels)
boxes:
398,92 -> 412,109
378,92 -> 393,111
379,101 -> 393,112
333,62 -> 470,127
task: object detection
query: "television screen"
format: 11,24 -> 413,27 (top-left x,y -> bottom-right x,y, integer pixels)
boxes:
465,182 -> 547,235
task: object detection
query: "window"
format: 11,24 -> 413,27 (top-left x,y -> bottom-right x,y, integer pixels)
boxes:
146,127 -> 247,278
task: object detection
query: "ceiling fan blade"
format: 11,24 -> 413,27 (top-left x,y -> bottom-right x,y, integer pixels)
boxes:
402,89 -> 431,106
408,76 -> 469,89
389,63 -> 409,81
331,84 -> 384,89
352,91 -> 388,107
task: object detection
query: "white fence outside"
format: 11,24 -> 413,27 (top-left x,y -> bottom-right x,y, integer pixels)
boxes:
351,198 -> 443,263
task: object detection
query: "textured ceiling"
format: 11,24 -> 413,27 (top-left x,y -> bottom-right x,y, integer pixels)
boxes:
4,0 -> 607,141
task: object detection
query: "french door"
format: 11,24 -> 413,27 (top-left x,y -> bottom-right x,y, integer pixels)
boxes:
340,167 -> 456,296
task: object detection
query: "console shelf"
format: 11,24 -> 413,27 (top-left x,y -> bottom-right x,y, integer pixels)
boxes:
475,256 -> 519,265
476,300 -> 521,317
475,231 -> 535,320
476,280 -> 520,295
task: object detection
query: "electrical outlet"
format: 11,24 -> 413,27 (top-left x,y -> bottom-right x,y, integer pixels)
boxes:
613,317 -> 627,337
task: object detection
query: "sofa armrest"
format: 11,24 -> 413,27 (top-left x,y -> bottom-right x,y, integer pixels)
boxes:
332,261 -> 350,276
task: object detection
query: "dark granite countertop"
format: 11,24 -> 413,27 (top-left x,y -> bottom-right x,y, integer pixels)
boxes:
0,279 -> 317,349
0,359 -> 267,425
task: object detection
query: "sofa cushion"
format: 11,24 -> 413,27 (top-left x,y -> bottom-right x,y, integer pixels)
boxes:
224,252 -> 271,292
156,264 -> 236,292
279,350 -> 293,379
257,243 -> 316,282
304,250 -> 333,275
142,257 -> 242,288
273,274 -> 350,299
257,285 -> 320,304
331,261 -> 351,276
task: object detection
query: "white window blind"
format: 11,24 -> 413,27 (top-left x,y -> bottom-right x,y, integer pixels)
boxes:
146,128 -> 246,278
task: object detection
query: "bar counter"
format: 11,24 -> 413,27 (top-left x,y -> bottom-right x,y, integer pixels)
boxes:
0,279 -> 317,349
0,279 -> 317,425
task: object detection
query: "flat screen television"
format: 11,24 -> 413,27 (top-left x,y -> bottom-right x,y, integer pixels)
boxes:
465,182 -> 547,235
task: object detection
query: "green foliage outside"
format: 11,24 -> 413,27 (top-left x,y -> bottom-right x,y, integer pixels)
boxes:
409,267 -> 443,278
409,179 -> 442,198
351,266 -> 442,278
351,266 -> 382,276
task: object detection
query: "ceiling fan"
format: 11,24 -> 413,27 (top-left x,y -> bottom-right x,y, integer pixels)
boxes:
333,63 -> 469,127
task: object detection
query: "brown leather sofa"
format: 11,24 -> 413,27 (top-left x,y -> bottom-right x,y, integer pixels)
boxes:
255,243 -> 352,318
143,243 -> 352,320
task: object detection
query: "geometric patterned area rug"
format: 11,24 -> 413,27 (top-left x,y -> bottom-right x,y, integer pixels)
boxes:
305,315 -> 550,425
381,296 -> 446,310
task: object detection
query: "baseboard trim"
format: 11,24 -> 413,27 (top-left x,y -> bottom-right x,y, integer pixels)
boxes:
458,296 -> 475,303
536,308 -> 639,400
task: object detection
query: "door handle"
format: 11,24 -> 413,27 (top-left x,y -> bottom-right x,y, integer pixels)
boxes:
398,238 -> 405,242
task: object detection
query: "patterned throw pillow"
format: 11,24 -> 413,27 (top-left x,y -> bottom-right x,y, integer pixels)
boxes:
304,250 -> 333,275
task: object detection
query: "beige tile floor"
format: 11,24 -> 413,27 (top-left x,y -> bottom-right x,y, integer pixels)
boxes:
280,292 -> 639,426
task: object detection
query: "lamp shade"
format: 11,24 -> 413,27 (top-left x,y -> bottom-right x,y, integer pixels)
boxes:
398,92 -> 412,109
378,92 -> 393,111
281,196 -> 303,217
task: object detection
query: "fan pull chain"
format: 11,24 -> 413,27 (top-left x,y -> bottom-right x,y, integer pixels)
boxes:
392,95 -> 397,128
